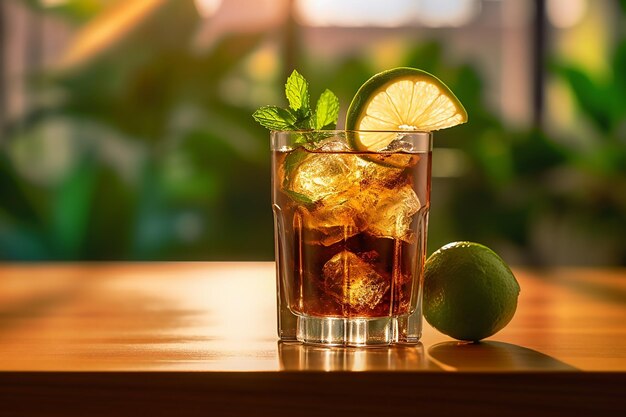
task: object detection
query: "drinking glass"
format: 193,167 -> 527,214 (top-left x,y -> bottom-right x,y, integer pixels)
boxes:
272,130 -> 432,346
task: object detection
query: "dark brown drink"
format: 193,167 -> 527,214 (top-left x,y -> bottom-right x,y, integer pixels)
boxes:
272,131 -> 432,345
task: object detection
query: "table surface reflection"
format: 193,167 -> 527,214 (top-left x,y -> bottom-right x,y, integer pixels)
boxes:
0,262 -> 624,372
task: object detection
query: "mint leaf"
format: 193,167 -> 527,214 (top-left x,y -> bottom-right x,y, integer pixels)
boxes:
253,69 -> 339,133
313,89 -> 339,129
252,106 -> 296,130
285,70 -> 310,116
281,149 -> 315,205
282,148 -> 308,186
283,189 -> 315,205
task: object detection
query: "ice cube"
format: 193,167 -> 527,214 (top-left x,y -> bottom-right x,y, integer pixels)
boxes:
316,138 -> 352,152
322,250 -> 390,312
362,184 -> 421,243
382,136 -> 416,152
300,202 -> 360,246
356,158 -> 406,189
364,153 -> 419,172
299,132 -> 349,151
357,135 -> 420,170
288,153 -> 356,203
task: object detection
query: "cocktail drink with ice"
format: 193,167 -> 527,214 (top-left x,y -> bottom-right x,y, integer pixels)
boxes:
272,131 -> 431,345
255,68 -> 466,346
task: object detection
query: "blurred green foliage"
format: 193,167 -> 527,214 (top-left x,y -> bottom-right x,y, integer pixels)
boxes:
21,0 -> 105,21
304,36 -> 626,265
1,1 -> 272,260
1,0 -> 625,264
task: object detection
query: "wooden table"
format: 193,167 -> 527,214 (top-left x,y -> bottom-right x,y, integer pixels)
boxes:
0,263 -> 624,416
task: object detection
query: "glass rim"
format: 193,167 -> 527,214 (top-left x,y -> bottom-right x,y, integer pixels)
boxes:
270,129 -> 432,152
270,129 -> 433,135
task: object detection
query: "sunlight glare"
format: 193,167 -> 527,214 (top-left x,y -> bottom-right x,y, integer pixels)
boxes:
416,0 -> 479,28
547,0 -> 587,29
295,0 -> 478,28
294,0 -> 414,27
41,0 -> 68,7
58,0 -> 167,69
194,0 -> 223,19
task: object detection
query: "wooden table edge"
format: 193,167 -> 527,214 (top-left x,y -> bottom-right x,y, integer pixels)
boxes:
1,371 -> 624,417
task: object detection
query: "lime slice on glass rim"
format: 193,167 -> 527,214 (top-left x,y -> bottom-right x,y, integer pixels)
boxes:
346,67 -> 468,153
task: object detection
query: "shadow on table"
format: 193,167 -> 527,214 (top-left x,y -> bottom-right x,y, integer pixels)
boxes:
427,341 -> 578,371
278,341 -> 440,371
278,340 -> 577,371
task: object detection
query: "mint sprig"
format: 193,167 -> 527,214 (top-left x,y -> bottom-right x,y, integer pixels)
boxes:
253,70 -> 339,132
313,89 -> 339,129
252,106 -> 296,130
285,70 -> 310,119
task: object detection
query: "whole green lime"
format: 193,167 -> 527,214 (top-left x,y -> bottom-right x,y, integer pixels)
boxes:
423,242 -> 520,342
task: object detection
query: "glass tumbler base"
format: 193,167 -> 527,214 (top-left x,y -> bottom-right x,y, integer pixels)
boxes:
295,314 -> 422,347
